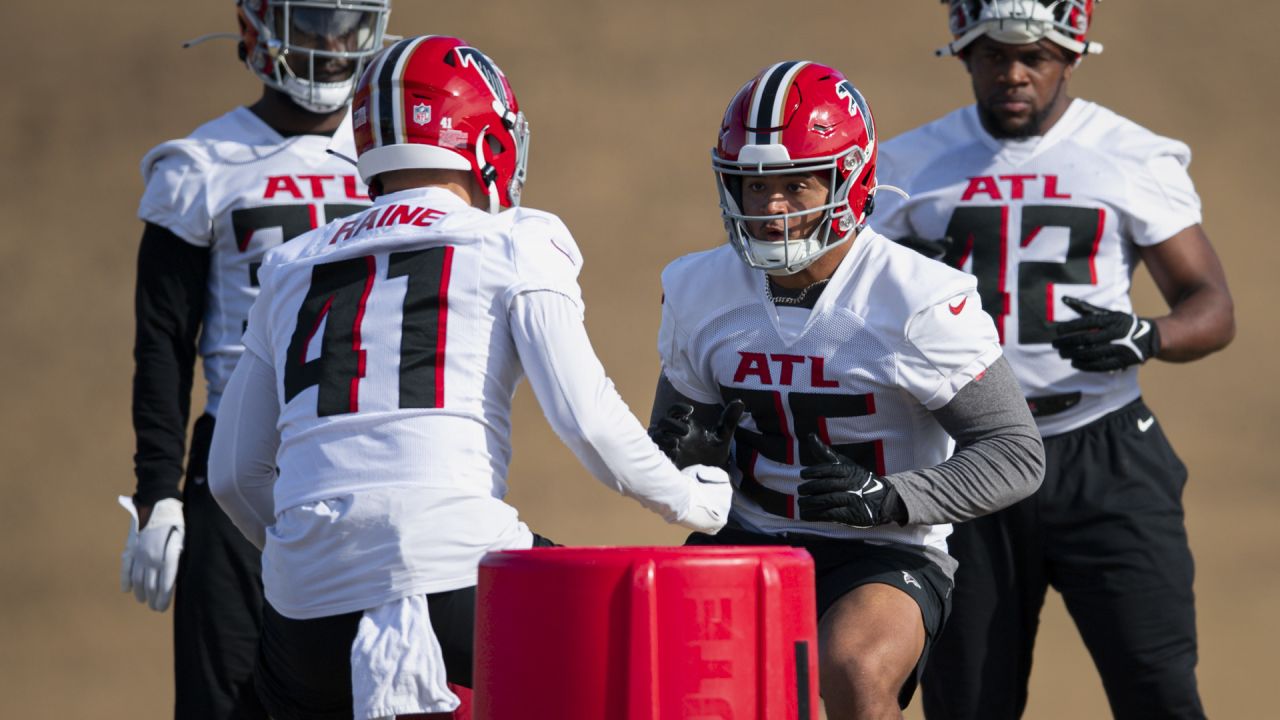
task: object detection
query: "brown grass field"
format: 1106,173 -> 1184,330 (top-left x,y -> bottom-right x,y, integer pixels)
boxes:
2,1 -> 1276,717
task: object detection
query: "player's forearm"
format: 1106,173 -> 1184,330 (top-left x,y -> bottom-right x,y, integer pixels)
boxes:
1153,281 -> 1235,363
888,357 -> 1045,525
131,223 -> 209,504
510,291 -> 694,522
208,352 -> 280,550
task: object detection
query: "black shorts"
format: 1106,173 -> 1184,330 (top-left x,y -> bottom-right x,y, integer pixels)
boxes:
254,535 -> 556,720
922,398 -> 1204,720
175,413 -> 268,720
686,526 -> 952,709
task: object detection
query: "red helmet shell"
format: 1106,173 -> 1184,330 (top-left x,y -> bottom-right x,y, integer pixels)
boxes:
352,36 -> 529,210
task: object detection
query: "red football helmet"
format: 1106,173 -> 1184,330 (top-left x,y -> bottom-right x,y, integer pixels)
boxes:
937,0 -> 1103,57
713,61 -> 878,275
351,35 -> 530,212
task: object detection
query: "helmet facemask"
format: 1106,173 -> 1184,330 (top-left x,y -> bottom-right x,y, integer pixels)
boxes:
239,0 -> 390,114
715,143 -> 870,276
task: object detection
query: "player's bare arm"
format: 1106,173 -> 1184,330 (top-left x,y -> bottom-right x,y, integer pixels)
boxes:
1139,224 -> 1235,362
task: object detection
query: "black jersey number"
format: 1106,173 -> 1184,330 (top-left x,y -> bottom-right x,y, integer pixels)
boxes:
231,203 -> 368,254
283,247 -> 454,417
233,204 -> 368,332
718,385 -> 883,519
941,204 -> 1103,345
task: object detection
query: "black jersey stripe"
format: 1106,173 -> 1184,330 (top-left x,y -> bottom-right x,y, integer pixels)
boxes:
752,61 -> 800,145
376,38 -> 417,146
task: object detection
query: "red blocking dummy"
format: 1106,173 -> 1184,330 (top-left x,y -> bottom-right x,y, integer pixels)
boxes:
473,546 -> 819,719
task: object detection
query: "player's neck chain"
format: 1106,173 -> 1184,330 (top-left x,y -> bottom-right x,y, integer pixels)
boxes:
765,277 -> 830,308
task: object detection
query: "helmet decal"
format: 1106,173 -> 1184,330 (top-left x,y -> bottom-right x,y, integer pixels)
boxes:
366,35 -> 429,149
747,61 -> 808,146
835,79 -> 875,143
455,47 -> 511,114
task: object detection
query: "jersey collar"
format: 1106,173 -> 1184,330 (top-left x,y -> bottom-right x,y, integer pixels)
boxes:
372,186 -> 474,209
965,98 -> 1087,162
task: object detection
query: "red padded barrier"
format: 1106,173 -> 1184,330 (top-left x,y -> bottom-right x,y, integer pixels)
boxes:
473,546 -> 819,719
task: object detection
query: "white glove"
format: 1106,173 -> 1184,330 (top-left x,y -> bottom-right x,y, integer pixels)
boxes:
118,496 -> 185,612
674,465 -> 732,534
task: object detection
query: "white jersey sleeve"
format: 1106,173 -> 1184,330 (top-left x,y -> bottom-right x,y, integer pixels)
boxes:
657,296 -> 721,405
503,211 -> 585,310
874,111 -> 967,241
208,349 -> 280,550
242,250 -> 278,367
509,290 -> 705,526
138,140 -> 213,246
657,251 -> 732,405
1112,129 -> 1201,246
899,284 -> 1003,410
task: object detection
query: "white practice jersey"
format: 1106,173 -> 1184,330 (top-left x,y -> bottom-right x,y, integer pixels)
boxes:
659,231 -> 1002,553
876,100 -> 1202,436
138,107 -> 371,415
247,187 -> 587,512
240,187 -> 596,616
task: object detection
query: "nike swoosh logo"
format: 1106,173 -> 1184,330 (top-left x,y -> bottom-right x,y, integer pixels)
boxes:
1137,416 -> 1155,432
696,470 -> 725,484
1133,321 -> 1150,340
949,297 -> 967,315
850,478 -> 884,497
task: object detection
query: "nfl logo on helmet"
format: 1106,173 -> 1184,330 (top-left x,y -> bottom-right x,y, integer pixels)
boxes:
413,103 -> 432,126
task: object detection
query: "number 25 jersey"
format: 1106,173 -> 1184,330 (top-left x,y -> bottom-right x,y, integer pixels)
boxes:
658,232 -> 1001,552
876,100 -> 1202,436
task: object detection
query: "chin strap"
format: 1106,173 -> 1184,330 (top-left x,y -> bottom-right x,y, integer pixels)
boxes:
474,125 -> 504,215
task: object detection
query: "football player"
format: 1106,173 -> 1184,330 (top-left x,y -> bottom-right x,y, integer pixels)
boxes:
649,61 -> 1045,718
207,36 -> 734,720
119,1 -> 390,717
874,2 -> 1235,718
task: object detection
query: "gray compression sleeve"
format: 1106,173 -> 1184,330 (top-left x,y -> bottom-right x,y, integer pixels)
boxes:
886,356 -> 1045,525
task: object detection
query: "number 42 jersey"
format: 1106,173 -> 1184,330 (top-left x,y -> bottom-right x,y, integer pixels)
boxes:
875,100 -> 1202,437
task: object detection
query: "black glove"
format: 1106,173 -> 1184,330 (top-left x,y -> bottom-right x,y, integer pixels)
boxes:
649,400 -> 745,470
894,235 -> 954,262
796,434 -> 899,529
1051,296 -> 1160,372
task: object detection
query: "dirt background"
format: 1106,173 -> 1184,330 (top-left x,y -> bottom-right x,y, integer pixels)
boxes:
2,1 -> 1276,717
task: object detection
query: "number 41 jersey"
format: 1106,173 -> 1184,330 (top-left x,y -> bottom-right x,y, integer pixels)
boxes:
659,232 -> 1001,552
875,100 -> 1202,437
245,186 -> 585,515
